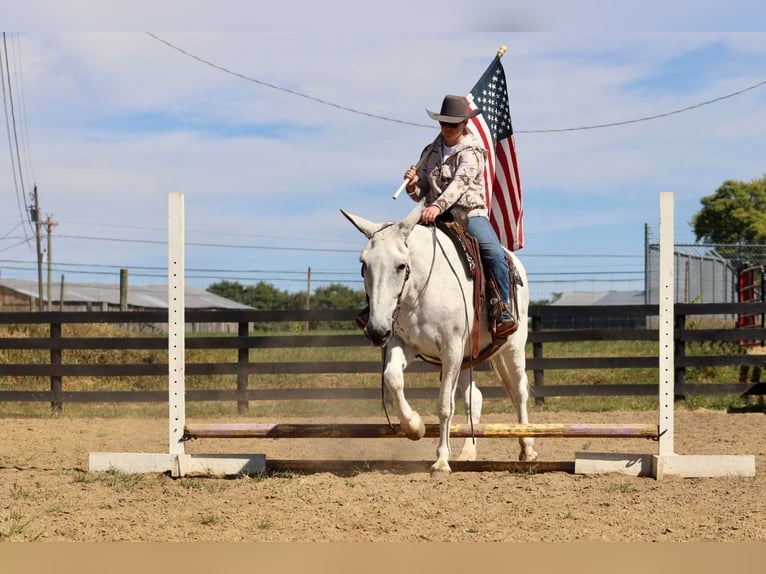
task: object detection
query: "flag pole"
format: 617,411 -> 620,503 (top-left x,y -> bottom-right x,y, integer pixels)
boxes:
391,135 -> 440,200
392,45 -> 507,201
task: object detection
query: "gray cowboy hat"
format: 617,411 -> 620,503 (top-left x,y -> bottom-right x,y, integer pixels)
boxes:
426,94 -> 482,123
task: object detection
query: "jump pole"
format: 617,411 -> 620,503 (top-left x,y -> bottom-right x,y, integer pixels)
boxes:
184,422 -> 659,440
183,193 -> 754,478
90,193 -> 756,478
573,192 -> 755,478
88,193 -> 265,477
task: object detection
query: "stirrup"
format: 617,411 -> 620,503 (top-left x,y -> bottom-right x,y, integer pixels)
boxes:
489,300 -> 518,339
493,315 -> 518,338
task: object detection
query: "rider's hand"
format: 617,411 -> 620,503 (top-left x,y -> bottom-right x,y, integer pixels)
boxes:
420,205 -> 441,224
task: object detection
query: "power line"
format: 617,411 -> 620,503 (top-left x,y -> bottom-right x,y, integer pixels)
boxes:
9,33 -> 35,188
523,79 -> 766,133
0,256 -> 364,277
0,235 -> 29,255
144,33 -> 426,129
2,229 -> 647,260
53,233 -> 359,254
145,32 -> 766,134
0,32 -> 31,243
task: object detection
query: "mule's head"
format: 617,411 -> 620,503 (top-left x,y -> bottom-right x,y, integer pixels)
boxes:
340,202 -> 423,346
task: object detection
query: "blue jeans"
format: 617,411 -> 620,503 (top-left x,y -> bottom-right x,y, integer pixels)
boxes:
466,215 -> 510,308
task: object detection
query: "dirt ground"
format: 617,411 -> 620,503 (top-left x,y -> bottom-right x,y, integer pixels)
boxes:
1,409 -> 764,542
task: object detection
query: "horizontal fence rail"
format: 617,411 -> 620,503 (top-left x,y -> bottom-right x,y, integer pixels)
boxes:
1,303 -> 765,412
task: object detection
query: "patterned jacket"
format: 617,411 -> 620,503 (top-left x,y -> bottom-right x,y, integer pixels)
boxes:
406,132 -> 488,220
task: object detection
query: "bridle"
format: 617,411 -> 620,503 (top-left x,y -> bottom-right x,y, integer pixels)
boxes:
360,222 -> 413,325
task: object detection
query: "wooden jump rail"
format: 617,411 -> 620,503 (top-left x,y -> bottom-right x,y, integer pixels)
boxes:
183,422 -> 660,440
89,192 -> 756,479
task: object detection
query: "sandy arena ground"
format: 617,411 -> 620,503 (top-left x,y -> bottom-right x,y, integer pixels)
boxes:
1,409 -> 764,542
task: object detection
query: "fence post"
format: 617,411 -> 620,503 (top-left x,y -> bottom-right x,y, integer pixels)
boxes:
50,321 -> 63,414
237,321 -> 250,414
674,312 -> 686,401
532,313 -> 545,405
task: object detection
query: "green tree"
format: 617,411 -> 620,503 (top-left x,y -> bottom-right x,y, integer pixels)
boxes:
311,283 -> 366,310
206,280 -> 247,303
309,284 -> 366,330
207,280 -> 292,309
692,175 -> 766,245
244,282 -> 291,309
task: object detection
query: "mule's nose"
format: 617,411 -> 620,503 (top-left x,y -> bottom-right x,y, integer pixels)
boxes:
364,326 -> 391,347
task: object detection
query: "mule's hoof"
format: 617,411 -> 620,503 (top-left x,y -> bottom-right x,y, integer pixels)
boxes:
429,462 -> 452,478
403,417 -> 426,441
519,450 -> 538,462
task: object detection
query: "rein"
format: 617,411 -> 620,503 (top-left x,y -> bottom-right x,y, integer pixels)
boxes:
379,223 -> 482,438
391,225 -> 436,331
412,224 -> 506,370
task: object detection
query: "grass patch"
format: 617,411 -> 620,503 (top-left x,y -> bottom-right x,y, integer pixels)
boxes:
46,499 -> 74,514
0,322 -> 757,418
73,467 -> 144,491
605,481 -> 638,494
0,510 -> 42,541
199,513 -> 219,526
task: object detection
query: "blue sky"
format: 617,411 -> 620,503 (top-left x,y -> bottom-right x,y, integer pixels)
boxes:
1,25 -> 765,302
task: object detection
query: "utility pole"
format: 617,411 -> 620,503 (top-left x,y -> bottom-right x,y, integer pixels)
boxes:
120,268 -> 128,311
31,184 -> 43,311
305,266 -> 311,332
306,266 -> 311,310
45,216 -> 57,311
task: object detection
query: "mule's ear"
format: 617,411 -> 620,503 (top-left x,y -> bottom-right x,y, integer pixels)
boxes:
340,209 -> 383,239
399,200 -> 424,239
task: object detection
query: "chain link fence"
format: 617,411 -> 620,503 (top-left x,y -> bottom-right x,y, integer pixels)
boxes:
644,228 -> 766,331
645,224 -> 766,305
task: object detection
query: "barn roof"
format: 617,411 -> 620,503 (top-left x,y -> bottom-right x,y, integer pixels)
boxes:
0,278 -> 252,310
551,290 -> 645,306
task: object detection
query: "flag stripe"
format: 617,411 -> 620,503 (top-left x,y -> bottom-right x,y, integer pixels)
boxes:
466,55 -> 523,251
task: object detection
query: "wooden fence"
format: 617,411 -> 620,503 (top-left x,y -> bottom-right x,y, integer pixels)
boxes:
1,303 -> 764,413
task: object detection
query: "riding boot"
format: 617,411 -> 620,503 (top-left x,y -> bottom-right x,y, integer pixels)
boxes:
488,283 -> 518,339
495,306 -> 518,338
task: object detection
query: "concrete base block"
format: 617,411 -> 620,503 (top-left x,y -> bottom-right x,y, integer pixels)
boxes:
89,452 -> 176,474
175,453 -> 266,477
89,452 -> 266,477
574,452 -> 756,479
652,454 -> 756,479
575,452 -> 654,476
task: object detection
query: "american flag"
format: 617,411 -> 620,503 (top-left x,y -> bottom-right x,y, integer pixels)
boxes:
466,55 -> 524,251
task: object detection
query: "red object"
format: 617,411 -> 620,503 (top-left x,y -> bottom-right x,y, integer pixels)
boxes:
737,265 -> 764,346
466,55 -> 524,251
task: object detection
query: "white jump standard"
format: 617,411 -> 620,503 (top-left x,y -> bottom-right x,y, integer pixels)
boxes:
89,193 -> 264,477
573,192 -> 755,478
89,192 -> 756,478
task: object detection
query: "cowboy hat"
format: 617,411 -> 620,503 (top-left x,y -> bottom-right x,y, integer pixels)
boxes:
426,94 -> 482,123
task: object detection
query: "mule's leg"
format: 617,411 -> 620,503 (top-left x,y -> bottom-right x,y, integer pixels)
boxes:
492,347 -> 538,461
431,360 -> 462,476
383,342 -> 425,441
455,370 -> 482,461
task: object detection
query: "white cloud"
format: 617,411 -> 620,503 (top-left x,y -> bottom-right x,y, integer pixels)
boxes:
1,31 -> 765,300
